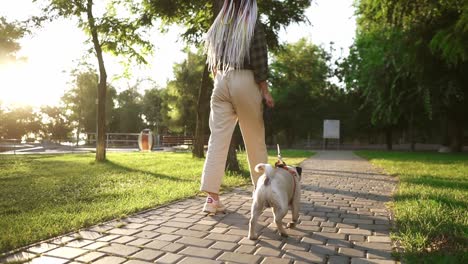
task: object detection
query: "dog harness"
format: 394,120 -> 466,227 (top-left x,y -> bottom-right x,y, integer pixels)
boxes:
275,144 -> 298,205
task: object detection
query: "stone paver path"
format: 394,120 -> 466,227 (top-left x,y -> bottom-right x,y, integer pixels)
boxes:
2,151 -> 398,264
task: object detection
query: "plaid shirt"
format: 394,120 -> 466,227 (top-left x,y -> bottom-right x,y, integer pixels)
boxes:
244,21 -> 268,83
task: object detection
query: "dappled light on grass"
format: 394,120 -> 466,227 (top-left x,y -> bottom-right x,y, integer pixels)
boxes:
0,150 -> 313,253
356,151 -> 468,262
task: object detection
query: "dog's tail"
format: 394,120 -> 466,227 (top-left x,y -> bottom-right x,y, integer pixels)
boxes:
255,163 -> 274,185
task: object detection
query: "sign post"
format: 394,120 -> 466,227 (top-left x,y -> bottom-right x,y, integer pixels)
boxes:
323,120 -> 340,150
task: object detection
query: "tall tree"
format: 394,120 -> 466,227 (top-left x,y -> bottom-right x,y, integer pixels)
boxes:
114,87 -> 145,133
62,67 -> 116,145
0,106 -> 41,140
141,87 -> 170,135
165,49 -> 205,134
35,0 -> 152,160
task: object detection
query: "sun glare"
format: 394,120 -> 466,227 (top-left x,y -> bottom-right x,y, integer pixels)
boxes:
0,60 -> 63,108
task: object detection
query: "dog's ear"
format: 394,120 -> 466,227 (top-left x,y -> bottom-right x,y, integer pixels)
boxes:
295,166 -> 302,176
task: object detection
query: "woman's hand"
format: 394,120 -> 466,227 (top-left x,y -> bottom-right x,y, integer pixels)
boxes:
259,81 -> 274,108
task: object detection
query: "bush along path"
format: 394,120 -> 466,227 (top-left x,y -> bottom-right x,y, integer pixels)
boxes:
1,151 -> 398,264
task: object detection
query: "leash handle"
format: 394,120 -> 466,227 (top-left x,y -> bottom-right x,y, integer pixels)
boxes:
277,144 -> 285,165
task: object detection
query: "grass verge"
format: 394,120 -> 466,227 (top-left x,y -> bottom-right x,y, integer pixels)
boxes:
356,151 -> 468,263
0,149 -> 313,253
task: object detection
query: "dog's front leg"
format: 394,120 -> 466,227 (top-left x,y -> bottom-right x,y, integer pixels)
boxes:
248,201 -> 263,240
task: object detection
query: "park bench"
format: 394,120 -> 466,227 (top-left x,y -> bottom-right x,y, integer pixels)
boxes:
161,135 -> 194,147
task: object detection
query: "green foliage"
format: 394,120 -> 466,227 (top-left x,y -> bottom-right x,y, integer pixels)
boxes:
40,106 -> 73,142
141,0 -> 313,49
343,0 -> 468,150
357,151 -> 468,263
113,87 -> 145,133
62,67 -> 117,134
165,49 -> 205,134
0,106 -> 41,140
268,39 -> 354,145
141,87 -> 171,134
0,17 -> 27,63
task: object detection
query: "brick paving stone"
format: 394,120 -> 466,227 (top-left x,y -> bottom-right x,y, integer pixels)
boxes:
255,247 -> 282,257
78,230 -> 104,240
368,236 -> 392,243
27,243 -> 58,254
174,229 -> 208,238
112,235 -> 138,244
339,228 -> 372,235
126,238 -> 152,247
29,256 -> 68,264
75,251 -> 106,262
309,244 -> 336,256
178,256 -> 222,264
260,257 -> 292,264
284,250 -> 325,263
134,230 -> 160,239
45,246 -> 88,259
131,249 -> 164,261
154,234 -> 181,242
83,241 -> 109,250
217,251 -> 262,264
188,224 -> 213,231
93,256 -> 127,264
108,228 -> 141,236
97,234 -> 120,242
328,255 -> 350,264
161,221 -> 192,229
351,258 -> 396,264
99,243 -> 141,256
348,235 -> 366,242
124,260 -> 153,264
155,253 -> 185,264
205,233 -> 243,243
66,239 -> 94,248
338,247 -> 365,257
354,242 -> 392,251
235,245 -> 258,254
144,240 -> 171,250
210,241 -> 238,251
179,246 -> 221,259
160,242 -> 186,253
177,236 -> 215,247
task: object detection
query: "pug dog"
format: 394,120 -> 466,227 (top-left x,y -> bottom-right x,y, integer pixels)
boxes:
248,163 -> 302,240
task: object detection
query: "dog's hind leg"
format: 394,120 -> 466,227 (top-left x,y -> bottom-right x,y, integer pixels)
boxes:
248,201 -> 263,240
287,201 -> 299,228
272,206 -> 288,237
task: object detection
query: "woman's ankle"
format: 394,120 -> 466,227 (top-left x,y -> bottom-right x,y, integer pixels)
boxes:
207,192 -> 219,201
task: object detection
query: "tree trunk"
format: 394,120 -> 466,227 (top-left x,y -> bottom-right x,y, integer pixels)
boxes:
385,127 -> 393,151
448,116 -> 463,152
408,112 -> 415,151
87,0 -> 108,161
225,133 -> 240,172
192,0 -> 223,158
192,63 -> 212,158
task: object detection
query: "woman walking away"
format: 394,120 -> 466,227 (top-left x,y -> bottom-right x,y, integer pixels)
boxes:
200,0 -> 274,214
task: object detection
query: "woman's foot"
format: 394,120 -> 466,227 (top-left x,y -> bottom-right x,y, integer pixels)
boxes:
203,196 -> 226,214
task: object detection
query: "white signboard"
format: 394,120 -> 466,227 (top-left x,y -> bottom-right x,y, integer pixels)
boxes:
323,120 -> 340,139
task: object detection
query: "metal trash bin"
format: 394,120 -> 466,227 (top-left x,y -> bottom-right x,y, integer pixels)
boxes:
138,129 -> 154,151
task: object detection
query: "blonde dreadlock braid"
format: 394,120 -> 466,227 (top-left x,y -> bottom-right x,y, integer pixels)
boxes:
204,0 -> 258,73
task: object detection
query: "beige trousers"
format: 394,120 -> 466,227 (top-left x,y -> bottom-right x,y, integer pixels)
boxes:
200,70 -> 268,194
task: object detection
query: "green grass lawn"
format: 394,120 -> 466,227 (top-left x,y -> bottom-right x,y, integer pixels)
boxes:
0,149 -> 312,253
356,151 -> 468,263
